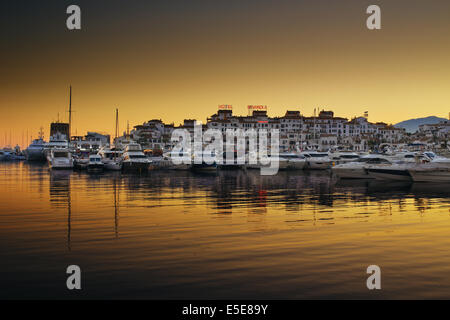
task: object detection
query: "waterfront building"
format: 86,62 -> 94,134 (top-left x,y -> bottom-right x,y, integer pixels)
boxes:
118,106 -> 409,152
70,132 -> 110,151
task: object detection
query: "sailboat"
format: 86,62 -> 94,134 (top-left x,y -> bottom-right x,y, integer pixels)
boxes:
100,109 -> 122,171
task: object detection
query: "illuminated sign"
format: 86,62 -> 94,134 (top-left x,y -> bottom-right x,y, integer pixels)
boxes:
258,121 -> 268,123
218,105 -> 232,110
248,105 -> 267,110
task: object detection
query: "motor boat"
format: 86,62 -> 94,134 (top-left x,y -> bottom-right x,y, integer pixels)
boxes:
122,143 -> 151,172
144,149 -> 171,170
44,133 -> 69,158
47,148 -> 73,170
301,151 -> 332,169
218,151 -> 246,170
408,163 -> 450,182
25,131 -> 46,161
330,151 -> 360,165
0,149 -> 13,161
191,150 -> 219,172
423,151 -> 450,164
87,154 -> 104,173
73,149 -> 90,170
332,155 -> 393,179
245,152 -> 288,170
279,153 -> 307,170
367,154 -> 431,181
98,145 -> 122,171
165,151 -> 192,170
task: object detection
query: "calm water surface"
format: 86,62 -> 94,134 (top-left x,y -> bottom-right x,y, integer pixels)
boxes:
1,162 -> 450,299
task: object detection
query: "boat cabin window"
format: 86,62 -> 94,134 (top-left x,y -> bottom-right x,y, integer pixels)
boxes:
424,152 -> 435,159
309,153 -> 328,158
282,154 -> 305,159
363,158 -> 390,164
54,152 -> 68,158
340,155 -> 359,159
129,155 -> 147,159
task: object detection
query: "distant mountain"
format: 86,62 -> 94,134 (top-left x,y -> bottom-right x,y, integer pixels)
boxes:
394,116 -> 447,133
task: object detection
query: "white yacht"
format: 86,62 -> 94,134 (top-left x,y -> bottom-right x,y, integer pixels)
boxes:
332,155 -> 392,179
47,148 -> 73,170
423,151 -> 450,164
165,151 -> 192,170
25,129 -> 46,161
218,151 -> 246,170
25,138 -> 46,161
191,150 -> 219,172
301,151 -> 332,170
408,163 -> 450,182
279,153 -> 307,170
73,149 -> 90,170
122,143 -> 151,172
44,133 -> 69,158
143,149 -> 171,170
87,154 -> 104,172
245,152 -> 289,170
98,145 -> 123,171
0,148 -> 15,161
367,154 -> 431,181
0,150 -> 12,161
330,152 -> 360,165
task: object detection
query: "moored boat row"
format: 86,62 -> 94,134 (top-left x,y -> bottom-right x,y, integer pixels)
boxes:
332,151 -> 450,182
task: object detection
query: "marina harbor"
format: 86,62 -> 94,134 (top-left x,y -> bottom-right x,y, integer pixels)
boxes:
1,95 -> 449,182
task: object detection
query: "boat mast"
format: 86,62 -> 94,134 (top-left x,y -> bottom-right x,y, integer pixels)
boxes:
114,108 -> 119,161
115,108 -> 119,142
68,86 -> 72,141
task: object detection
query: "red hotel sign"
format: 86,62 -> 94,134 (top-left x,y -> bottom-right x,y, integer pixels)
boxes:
248,105 -> 267,110
218,105 -> 232,110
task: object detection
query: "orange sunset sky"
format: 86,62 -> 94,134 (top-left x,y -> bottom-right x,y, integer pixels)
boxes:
1,0 -> 449,148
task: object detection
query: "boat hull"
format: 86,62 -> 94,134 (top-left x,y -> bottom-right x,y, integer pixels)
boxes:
25,149 -> 46,161
49,162 -> 74,170
73,160 -> 89,170
409,169 -> 450,182
87,164 -> 104,173
307,160 -> 331,170
192,163 -> 217,172
287,160 -> 307,170
104,162 -> 122,171
218,164 -> 246,170
170,164 -> 192,170
332,167 -> 372,179
122,161 -> 150,172
367,168 -> 412,181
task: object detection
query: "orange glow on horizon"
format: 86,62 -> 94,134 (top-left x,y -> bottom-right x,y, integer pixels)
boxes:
2,1 -> 450,149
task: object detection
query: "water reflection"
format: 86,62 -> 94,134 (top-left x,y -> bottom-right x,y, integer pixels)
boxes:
44,166 -> 450,220
49,170 -> 72,250
1,162 -> 450,299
